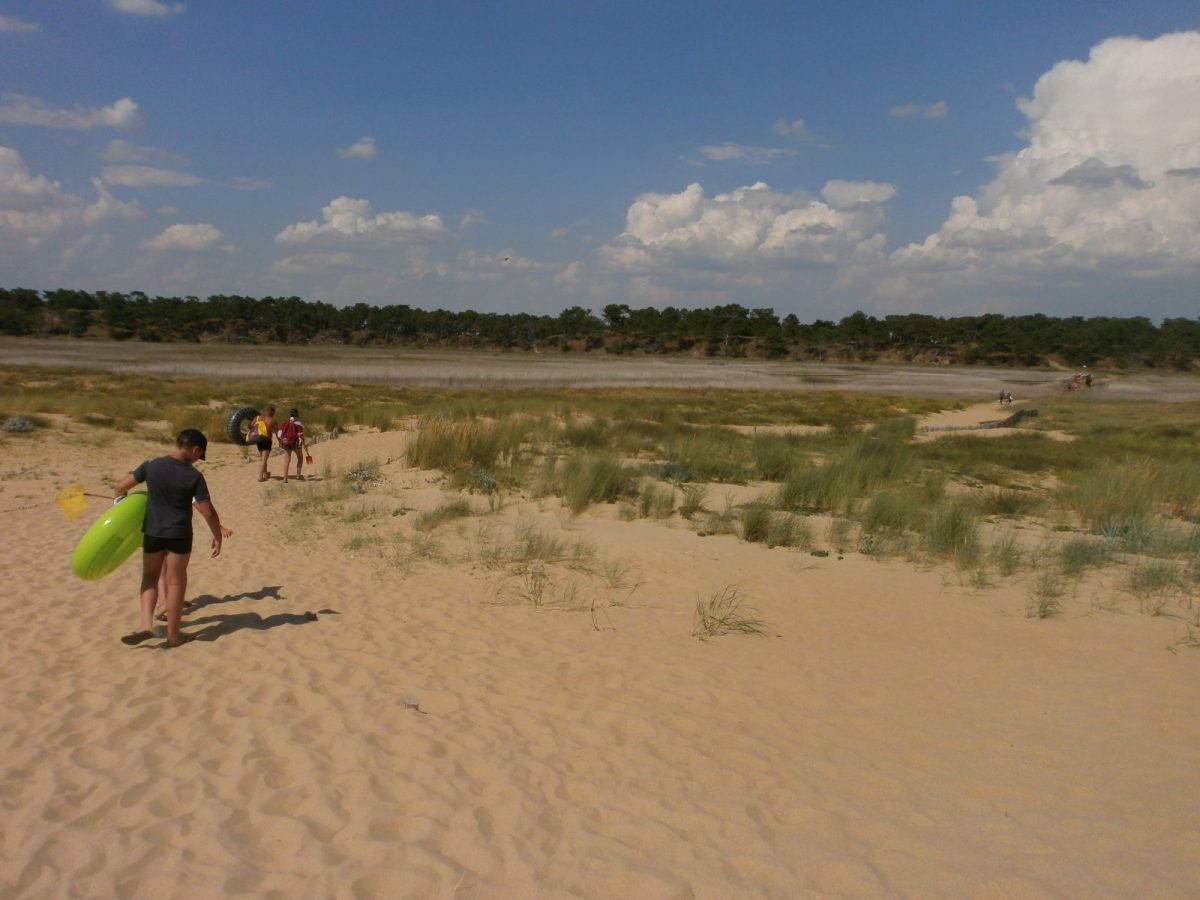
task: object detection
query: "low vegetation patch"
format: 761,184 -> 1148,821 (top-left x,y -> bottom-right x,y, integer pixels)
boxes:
692,585 -> 769,640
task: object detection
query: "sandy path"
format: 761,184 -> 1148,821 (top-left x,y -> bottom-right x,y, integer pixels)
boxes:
1,424 -> 1198,897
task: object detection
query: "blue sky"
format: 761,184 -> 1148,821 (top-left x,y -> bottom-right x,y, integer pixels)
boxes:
2,1 -> 1199,320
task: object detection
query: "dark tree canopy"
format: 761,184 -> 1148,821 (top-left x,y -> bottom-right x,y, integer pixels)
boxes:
1,286 -> 1197,369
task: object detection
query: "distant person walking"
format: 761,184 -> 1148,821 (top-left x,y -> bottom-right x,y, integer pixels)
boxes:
113,429 -> 224,648
249,405 -> 277,482
278,408 -> 306,483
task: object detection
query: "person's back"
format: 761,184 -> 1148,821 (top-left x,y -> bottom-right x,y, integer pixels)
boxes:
137,455 -> 207,540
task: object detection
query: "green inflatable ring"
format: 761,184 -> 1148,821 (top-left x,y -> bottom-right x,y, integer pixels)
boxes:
71,492 -> 147,580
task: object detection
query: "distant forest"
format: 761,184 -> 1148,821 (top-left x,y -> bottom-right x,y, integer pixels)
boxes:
3,286 -> 1199,369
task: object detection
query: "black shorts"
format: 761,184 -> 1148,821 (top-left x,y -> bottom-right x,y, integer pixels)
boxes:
254,437 -> 272,452
144,534 -> 193,555
280,441 -> 298,452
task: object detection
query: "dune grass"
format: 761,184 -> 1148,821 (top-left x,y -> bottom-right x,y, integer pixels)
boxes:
692,585 -> 768,640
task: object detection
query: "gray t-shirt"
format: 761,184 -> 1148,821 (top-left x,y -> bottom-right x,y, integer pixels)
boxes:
131,456 -> 210,539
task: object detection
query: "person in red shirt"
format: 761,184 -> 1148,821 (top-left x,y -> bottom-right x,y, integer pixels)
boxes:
278,408 -> 307,483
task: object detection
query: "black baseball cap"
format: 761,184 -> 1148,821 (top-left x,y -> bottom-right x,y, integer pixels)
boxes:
177,428 -> 208,459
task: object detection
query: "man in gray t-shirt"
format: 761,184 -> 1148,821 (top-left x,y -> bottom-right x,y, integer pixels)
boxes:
113,429 -> 225,648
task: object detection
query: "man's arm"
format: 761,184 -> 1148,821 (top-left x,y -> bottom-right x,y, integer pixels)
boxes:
113,472 -> 139,501
194,500 -> 224,558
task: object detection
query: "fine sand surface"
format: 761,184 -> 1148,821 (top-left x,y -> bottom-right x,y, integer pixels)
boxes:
2,407 -> 1200,898
5,336 -> 1200,400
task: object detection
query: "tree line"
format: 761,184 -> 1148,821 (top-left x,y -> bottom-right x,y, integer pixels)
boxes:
2,286 -> 1198,369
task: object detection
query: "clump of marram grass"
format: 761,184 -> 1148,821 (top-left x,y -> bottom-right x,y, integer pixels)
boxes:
559,453 -> 635,514
740,505 -> 811,549
413,499 -> 475,532
342,503 -> 383,524
407,417 -> 537,476
921,500 -> 981,565
695,494 -> 739,536
679,483 -> 708,519
1063,458 -> 1156,535
1125,561 -> 1184,611
739,503 -> 772,544
1058,536 -> 1111,577
988,530 -> 1024,577
637,480 -> 675,519
976,486 -> 1045,518
776,435 -> 916,516
692,585 -> 768,640
858,489 -> 926,536
475,520 -> 595,573
1027,571 -> 1065,619
827,517 -> 854,552
344,534 -> 384,552
750,432 -> 804,481
659,425 -> 750,483
562,416 -> 610,449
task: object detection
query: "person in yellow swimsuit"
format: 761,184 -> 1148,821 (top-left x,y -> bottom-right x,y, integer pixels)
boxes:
249,405 -> 276,482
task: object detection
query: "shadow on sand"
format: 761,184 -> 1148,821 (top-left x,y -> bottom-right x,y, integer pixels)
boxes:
185,584 -> 284,613
185,607 -> 339,643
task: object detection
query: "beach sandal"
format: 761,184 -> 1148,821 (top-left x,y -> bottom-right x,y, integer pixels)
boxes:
165,633 -> 196,649
120,630 -> 154,646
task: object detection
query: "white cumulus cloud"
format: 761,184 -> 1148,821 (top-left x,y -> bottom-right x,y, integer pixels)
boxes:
0,145 -> 140,236
275,196 -> 448,245
0,94 -> 139,130
142,223 -> 224,251
102,165 -> 202,188
337,136 -> 379,160
109,0 -> 184,16
894,31 -> 1200,279
888,101 -> 948,119
0,14 -> 40,32
601,180 -> 893,271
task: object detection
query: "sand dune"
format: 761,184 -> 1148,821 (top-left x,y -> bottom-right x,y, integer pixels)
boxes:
1,412 -> 1198,898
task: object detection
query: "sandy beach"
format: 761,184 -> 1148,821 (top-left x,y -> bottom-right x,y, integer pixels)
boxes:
1,393 -> 1198,899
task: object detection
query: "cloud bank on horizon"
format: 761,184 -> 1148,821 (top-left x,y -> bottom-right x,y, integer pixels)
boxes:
0,4 -> 1198,320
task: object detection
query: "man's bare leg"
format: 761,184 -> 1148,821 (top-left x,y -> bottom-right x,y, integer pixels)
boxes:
139,551 -> 166,633
161,551 -> 191,646
283,450 -> 292,483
